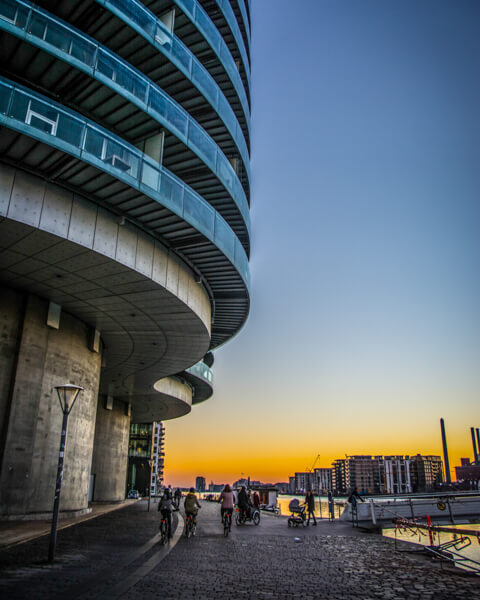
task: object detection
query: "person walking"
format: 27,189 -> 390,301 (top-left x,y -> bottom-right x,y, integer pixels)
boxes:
305,490 -> 317,526
328,491 -> 335,521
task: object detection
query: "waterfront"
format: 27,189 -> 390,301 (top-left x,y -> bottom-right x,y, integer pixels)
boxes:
1,500 -> 479,599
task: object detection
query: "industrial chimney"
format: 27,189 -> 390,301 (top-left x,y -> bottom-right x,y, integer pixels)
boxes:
440,418 -> 451,483
471,427 -> 479,465
476,428 -> 480,466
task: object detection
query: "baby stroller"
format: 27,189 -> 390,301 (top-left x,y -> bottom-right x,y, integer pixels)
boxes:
287,498 -> 307,527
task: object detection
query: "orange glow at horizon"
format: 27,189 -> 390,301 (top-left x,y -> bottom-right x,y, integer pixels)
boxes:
162,388 -> 479,488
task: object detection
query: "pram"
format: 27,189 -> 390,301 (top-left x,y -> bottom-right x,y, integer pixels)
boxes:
287,498 -> 307,527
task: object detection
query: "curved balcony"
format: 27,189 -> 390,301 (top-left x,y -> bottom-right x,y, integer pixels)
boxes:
0,0 -> 251,240
171,0 -> 250,108
236,0 -> 251,50
0,165 -> 212,401
214,0 -> 250,87
0,77 -> 250,347
184,360 -> 214,404
131,377 -> 194,421
95,0 -> 251,145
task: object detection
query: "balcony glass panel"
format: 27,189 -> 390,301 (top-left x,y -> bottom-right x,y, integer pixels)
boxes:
141,161 -> 161,191
188,120 -> 217,168
235,237 -> 249,286
196,8 -> 221,54
83,127 -> 140,179
214,213 -> 235,259
155,22 -> 173,48
0,0 -> 28,29
112,0 -> 155,37
0,81 -> 12,114
97,49 -> 147,102
44,19 -> 72,53
216,153 -> 235,194
171,38 -> 192,74
160,170 -> 184,213
192,61 -> 218,111
183,188 -> 215,237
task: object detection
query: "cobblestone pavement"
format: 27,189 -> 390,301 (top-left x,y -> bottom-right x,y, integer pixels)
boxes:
0,500 -> 479,599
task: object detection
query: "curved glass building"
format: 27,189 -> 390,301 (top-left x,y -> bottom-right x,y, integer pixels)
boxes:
0,0 -> 251,517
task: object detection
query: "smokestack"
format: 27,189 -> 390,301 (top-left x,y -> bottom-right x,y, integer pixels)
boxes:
471,427 -> 479,464
440,418 -> 451,483
476,429 -> 480,465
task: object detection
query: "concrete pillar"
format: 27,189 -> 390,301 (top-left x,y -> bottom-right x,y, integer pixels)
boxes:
90,396 -> 130,502
0,290 -> 101,519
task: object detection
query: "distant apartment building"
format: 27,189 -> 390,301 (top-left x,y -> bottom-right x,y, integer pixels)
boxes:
332,455 -> 443,495
409,455 -> 443,493
455,458 -> 480,484
195,477 -> 206,492
126,421 -> 165,498
294,472 -> 314,493
314,468 -> 333,493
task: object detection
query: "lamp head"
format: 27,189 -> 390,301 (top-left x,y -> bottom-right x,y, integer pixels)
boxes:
55,384 -> 84,414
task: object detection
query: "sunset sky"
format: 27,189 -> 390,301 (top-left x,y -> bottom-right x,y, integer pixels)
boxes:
164,0 -> 480,488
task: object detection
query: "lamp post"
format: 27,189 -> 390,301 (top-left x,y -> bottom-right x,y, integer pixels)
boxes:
48,384 -> 83,563
147,458 -> 154,512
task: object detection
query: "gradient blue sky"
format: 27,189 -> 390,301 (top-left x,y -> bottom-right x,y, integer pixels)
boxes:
165,0 -> 480,487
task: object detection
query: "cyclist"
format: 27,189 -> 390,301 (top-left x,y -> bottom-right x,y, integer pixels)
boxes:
184,488 -> 201,525
237,485 -> 250,520
158,489 -> 174,539
219,484 -> 234,525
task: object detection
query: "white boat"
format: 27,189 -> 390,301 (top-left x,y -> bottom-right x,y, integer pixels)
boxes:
340,494 -> 480,528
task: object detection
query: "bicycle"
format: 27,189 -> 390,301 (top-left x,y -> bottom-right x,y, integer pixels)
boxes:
159,517 -> 168,545
185,513 -> 197,538
222,509 -> 232,537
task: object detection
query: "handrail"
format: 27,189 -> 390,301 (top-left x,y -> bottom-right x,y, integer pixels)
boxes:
0,0 -> 251,230
185,361 -> 213,385
0,76 -> 250,290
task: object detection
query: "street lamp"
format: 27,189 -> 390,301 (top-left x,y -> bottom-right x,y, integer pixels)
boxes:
147,458 -> 154,512
48,384 -> 83,563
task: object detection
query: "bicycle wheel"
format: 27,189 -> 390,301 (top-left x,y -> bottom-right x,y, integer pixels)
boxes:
224,514 -> 230,537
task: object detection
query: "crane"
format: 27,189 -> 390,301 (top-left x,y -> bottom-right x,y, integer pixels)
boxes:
306,454 -> 321,472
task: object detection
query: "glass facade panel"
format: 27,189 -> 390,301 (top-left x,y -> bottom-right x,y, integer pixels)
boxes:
183,188 -> 215,236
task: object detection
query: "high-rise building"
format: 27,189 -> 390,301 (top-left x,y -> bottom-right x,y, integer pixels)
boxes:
0,0 -> 251,519
195,476 -> 206,492
409,455 -> 444,492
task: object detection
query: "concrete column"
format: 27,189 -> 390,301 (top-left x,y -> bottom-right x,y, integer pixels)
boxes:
0,290 -> 101,519
90,396 -> 130,502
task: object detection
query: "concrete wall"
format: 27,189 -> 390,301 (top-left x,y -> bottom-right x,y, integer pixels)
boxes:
90,396 -> 130,502
0,290 -> 101,518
